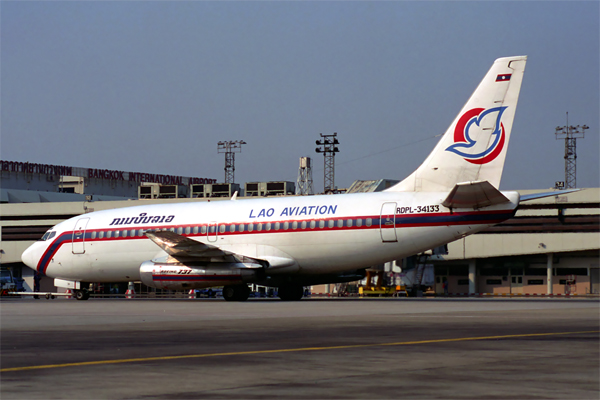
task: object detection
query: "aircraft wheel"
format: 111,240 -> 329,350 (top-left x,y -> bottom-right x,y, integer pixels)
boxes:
223,285 -> 250,302
278,284 -> 304,301
75,289 -> 90,301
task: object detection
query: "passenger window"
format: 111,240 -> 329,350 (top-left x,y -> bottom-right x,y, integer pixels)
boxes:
292,221 -> 298,230
310,220 -> 316,229
275,222 -> 280,230
130,229 -> 136,237
257,223 -> 263,232
366,218 -> 372,227
284,222 -> 289,230
230,224 -> 235,233
337,220 -> 343,228
319,220 -> 325,228
138,229 -> 144,236
122,230 -> 128,238
192,226 -> 198,234
347,219 -> 353,228
266,223 -> 271,231
328,220 -> 334,228
201,225 -> 207,234
107,231 -> 112,238
238,224 -> 245,232
356,219 -> 362,227
177,227 -> 183,235
114,230 -> 120,238
301,221 -> 307,229
248,224 -> 254,232
219,225 -> 226,233
99,231 -> 104,239
185,227 -> 191,235
91,231 -> 97,239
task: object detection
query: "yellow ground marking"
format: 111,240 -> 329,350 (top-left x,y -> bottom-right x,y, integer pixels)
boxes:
2,330 -> 598,373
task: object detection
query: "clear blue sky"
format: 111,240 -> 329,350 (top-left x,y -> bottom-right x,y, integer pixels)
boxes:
2,1 -> 598,191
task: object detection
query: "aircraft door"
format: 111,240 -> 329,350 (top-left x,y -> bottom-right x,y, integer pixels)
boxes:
72,217 -> 90,254
207,221 -> 218,242
380,202 -> 397,242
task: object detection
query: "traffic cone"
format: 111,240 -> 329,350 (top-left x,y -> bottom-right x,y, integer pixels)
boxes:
125,282 -> 135,299
188,289 -> 196,299
65,289 -> 72,299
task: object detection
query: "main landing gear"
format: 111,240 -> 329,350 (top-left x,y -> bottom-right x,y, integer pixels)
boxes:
222,284 -> 251,302
277,284 -> 304,301
223,284 -> 305,301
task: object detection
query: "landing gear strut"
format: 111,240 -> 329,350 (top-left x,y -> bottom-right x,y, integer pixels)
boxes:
222,285 -> 250,302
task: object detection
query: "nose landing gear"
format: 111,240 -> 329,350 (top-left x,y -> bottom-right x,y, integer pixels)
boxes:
74,289 -> 90,301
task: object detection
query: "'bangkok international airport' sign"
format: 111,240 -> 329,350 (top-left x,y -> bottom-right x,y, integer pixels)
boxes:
1,160 -> 216,185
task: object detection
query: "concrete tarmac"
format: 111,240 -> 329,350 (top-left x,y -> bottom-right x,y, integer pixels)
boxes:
1,297 -> 598,399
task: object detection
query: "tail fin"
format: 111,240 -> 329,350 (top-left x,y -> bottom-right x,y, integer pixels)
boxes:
387,56 -> 527,192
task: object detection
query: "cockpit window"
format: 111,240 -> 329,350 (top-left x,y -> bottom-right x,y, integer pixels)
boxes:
39,231 -> 56,241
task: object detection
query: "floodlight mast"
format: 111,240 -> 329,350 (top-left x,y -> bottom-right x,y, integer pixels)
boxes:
315,132 -> 340,194
554,112 -> 588,189
217,140 -> 246,184
296,157 -> 313,195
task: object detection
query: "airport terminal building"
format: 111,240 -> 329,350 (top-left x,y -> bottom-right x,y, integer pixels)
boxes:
1,159 -> 598,296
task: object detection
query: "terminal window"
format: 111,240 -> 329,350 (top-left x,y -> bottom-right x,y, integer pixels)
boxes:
486,279 -> 502,285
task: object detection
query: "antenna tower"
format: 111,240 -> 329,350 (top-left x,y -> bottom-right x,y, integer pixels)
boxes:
296,157 -> 313,195
315,133 -> 340,193
217,140 -> 246,183
554,113 -> 588,189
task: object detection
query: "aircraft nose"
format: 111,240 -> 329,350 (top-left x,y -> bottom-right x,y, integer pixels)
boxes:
21,244 -> 40,270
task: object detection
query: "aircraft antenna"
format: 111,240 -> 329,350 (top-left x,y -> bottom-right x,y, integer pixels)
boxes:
554,113 -> 588,189
217,140 -> 246,184
315,133 -> 340,194
296,157 -> 314,195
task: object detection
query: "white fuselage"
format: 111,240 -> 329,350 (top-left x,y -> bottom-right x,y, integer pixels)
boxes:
22,190 -> 519,284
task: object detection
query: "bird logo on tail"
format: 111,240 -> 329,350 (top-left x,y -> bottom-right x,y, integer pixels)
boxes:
445,106 -> 507,165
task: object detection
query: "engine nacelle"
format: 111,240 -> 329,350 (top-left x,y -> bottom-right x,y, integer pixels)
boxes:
140,261 -> 258,290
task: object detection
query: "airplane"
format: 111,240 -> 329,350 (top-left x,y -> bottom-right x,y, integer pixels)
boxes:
23,55 -> 552,301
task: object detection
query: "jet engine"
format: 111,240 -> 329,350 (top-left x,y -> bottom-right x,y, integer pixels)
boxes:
139,261 -> 257,290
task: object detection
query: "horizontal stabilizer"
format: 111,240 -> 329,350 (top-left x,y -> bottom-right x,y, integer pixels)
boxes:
519,189 -> 579,202
442,181 -> 510,210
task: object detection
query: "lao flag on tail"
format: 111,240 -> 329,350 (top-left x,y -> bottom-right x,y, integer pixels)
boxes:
496,74 -> 512,82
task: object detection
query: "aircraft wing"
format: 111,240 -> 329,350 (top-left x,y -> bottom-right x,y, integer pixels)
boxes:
145,230 -> 264,267
442,181 -> 510,210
